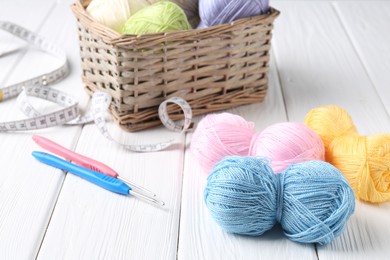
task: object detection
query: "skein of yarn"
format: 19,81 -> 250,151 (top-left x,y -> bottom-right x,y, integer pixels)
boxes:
205,156 -> 355,244
304,105 -> 390,203
304,105 -> 358,153
191,113 -> 324,173
190,113 -> 256,172
249,122 -> 324,173
122,1 -> 192,35
198,0 -> 270,29
86,0 -> 151,32
172,0 -> 200,28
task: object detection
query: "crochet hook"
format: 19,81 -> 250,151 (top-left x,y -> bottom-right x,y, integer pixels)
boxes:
32,135 -> 156,198
32,151 -> 165,206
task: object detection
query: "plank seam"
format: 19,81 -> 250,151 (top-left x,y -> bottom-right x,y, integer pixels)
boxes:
175,132 -> 188,260
331,1 -> 390,121
270,49 -> 290,121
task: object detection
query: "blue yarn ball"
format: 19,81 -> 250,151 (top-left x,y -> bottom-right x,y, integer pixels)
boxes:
204,157 -> 355,245
198,0 -> 270,29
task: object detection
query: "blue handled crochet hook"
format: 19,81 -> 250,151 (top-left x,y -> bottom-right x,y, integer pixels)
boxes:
32,135 -> 157,198
32,151 -> 165,207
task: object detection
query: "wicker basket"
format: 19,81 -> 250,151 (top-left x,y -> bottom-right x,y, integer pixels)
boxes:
71,0 -> 280,132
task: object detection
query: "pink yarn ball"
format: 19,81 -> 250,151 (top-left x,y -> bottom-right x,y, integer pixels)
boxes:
191,113 -> 256,172
249,122 -> 325,173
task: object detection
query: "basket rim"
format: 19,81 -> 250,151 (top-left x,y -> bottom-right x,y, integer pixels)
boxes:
71,0 -> 280,45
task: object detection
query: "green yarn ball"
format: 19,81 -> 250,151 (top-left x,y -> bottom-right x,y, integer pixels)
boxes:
121,1 -> 191,35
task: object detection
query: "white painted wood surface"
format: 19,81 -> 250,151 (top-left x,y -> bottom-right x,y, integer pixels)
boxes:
0,0 -> 390,259
271,1 -> 390,260
0,0 -> 87,259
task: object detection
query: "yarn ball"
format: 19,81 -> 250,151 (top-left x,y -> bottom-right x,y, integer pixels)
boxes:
198,0 -> 270,29
304,105 -> 358,152
122,1 -> 192,35
86,0 -> 151,32
191,113 -> 325,173
305,105 -> 390,203
191,113 -> 256,172
172,0 -> 200,28
204,156 -> 355,244
249,122 -> 325,173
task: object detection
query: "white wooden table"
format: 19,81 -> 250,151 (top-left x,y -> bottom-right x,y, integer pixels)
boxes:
1,0 -> 390,259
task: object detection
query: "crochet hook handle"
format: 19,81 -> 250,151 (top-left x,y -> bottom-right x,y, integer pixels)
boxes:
32,135 -> 118,176
32,151 -> 164,206
32,151 -> 130,195
32,135 -> 156,197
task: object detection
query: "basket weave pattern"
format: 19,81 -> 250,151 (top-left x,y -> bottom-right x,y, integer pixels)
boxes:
71,0 -> 280,131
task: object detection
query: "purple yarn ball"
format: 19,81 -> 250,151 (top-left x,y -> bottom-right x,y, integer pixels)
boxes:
198,0 -> 270,29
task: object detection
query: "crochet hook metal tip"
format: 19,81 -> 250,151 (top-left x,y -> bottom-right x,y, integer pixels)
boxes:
130,190 -> 165,207
117,176 -> 157,197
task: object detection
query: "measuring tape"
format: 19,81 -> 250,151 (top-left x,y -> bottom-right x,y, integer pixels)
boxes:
0,21 -> 68,101
0,21 -> 192,152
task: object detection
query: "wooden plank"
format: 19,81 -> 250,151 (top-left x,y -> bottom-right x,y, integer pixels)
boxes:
334,1 -> 390,122
0,1 -> 53,82
177,53 -> 317,259
271,1 -> 390,259
271,0 -> 390,133
0,0 -> 89,258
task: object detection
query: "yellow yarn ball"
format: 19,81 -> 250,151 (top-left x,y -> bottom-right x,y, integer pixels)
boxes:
304,105 -> 358,153
121,1 -> 191,35
305,105 -> 390,203
328,134 -> 390,203
86,0 -> 153,32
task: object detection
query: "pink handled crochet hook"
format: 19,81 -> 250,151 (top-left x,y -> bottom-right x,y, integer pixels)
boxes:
32,135 -> 157,197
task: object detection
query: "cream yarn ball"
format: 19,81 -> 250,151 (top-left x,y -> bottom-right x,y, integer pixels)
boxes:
86,0 -> 152,32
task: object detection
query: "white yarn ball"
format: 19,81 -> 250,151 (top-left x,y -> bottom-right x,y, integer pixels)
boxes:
86,0 -> 152,32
